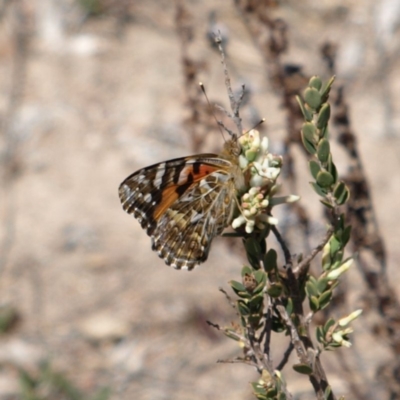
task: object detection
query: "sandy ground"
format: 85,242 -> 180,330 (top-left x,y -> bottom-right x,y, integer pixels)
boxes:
0,1 -> 400,399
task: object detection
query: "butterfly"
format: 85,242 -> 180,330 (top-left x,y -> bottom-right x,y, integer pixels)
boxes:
118,136 -> 246,270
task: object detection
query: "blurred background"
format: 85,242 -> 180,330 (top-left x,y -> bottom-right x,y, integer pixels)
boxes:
0,0 -> 400,399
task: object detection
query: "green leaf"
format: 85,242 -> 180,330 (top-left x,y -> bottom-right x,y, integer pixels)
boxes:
230,280 -> 247,293
317,139 -> 330,164
244,237 -> 261,269
327,154 -> 338,183
319,290 -> 333,310
308,275 -> 318,286
333,181 -> 345,202
324,318 -> 336,333
244,237 -> 261,257
230,281 -> 251,298
310,295 -> 320,312
293,363 -> 313,375
320,199 -> 334,208
335,184 -> 350,205
309,75 -> 322,90
321,125 -> 329,139
316,170 -> 334,188
324,386 -> 333,400
302,122 -> 317,143
341,225 -> 352,247
251,382 -> 267,398
248,294 -> 264,309
310,182 -> 327,197
320,76 -> 336,103
316,277 -> 328,293
237,300 -> 250,315
266,388 -> 278,398
254,270 -> 267,285
317,103 -> 331,129
316,326 -> 324,343
304,87 -> 322,110
301,133 -> 317,154
329,236 -> 341,256
252,282 -> 267,296
263,249 -> 277,272
296,95 -> 313,121
305,280 -> 319,297
309,160 -> 321,179
267,283 -> 283,298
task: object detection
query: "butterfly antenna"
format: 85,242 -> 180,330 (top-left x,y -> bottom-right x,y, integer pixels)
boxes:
250,118 -> 265,132
199,82 -> 235,142
239,118 -> 266,138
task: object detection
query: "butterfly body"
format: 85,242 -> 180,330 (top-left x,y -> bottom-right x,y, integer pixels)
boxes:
119,137 -> 245,270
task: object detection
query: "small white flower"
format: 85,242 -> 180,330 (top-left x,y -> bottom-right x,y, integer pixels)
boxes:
338,310 -> 363,327
245,220 -> 255,233
232,215 -> 246,229
239,154 -> 249,169
266,216 -> 279,225
231,130 -> 297,233
326,258 -> 353,280
260,136 -> 269,152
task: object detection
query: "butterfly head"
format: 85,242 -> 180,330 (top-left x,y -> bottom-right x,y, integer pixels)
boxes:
222,135 -> 242,159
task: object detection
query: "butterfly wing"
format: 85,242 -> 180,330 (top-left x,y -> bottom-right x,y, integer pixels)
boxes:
119,155 -> 237,270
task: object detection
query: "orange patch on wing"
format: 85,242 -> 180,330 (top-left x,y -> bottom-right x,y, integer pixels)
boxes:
153,163 -> 222,221
153,185 -> 181,221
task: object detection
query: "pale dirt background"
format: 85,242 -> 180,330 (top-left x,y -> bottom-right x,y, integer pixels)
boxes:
0,1 -> 400,399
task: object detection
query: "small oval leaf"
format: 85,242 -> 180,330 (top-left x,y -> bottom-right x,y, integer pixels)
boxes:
309,75 -> 322,90
296,95 -> 313,121
327,155 -> 338,183
320,76 -> 336,103
336,186 -> 350,205
263,249 -> 277,272
306,281 -> 319,297
333,181 -> 345,201
304,87 -> 322,110
317,138 -> 330,163
319,290 -> 333,310
316,171 -> 334,188
302,122 -> 317,143
267,283 -> 283,298
293,363 -> 313,375
317,103 -> 331,129
309,160 -> 321,179
310,182 -> 328,197
320,199 -> 334,208
310,295 -> 320,312
301,134 -> 317,154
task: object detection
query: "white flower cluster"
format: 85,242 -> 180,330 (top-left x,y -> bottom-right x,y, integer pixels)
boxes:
232,130 -> 299,233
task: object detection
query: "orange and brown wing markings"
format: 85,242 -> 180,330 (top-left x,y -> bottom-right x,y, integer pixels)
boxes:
153,163 -> 223,221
